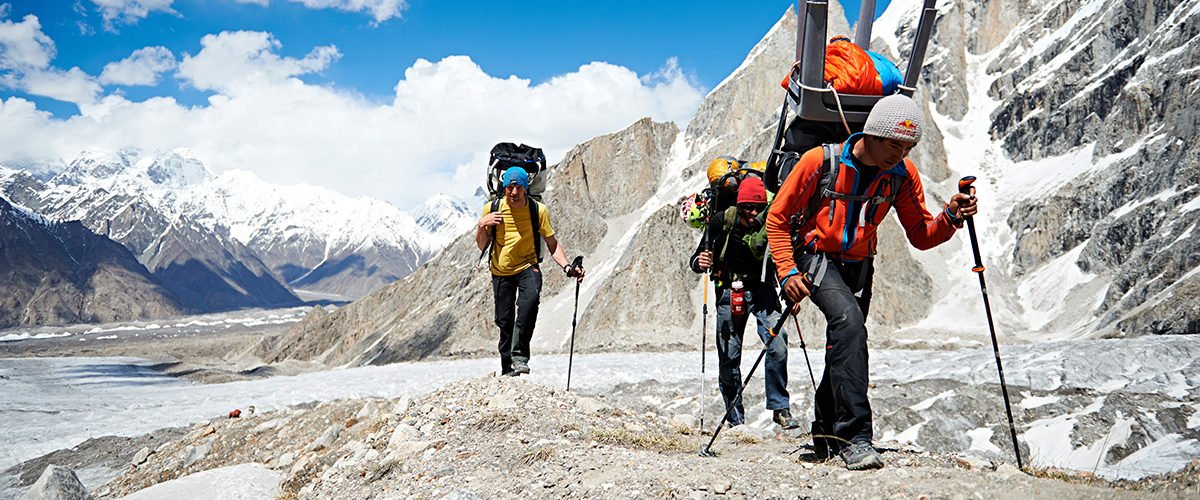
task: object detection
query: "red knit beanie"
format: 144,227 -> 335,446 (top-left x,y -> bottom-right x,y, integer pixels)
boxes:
737,176 -> 767,205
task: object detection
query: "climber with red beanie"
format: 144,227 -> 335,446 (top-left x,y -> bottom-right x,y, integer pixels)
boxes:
689,175 -> 800,430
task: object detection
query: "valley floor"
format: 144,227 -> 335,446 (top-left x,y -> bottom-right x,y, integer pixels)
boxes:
1,315 -> 1197,498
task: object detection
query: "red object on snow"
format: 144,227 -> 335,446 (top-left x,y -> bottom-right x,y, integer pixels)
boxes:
228,409 -> 241,418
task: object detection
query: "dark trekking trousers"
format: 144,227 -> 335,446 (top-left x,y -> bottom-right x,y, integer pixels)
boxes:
798,252 -> 874,453
714,279 -> 790,426
492,264 -> 542,374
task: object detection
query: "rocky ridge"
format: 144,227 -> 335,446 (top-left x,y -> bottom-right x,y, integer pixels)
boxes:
0,195 -> 184,328
78,376 -> 1198,499
0,157 -> 301,314
949,0 -> 1200,336
0,147 -> 475,306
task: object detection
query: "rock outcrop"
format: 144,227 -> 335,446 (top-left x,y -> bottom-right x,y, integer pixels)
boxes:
20,465 -> 92,500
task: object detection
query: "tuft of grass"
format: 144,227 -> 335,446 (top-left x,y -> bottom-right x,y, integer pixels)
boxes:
475,411 -> 519,432
520,446 -> 556,465
672,422 -> 696,436
591,429 -> 690,451
1025,465 -> 1116,487
732,433 -> 760,445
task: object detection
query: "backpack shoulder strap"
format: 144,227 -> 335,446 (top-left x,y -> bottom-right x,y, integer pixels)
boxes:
797,143 -> 839,228
479,198 -> 503,266
718,206 -> 737,262
529,199 -> 542,263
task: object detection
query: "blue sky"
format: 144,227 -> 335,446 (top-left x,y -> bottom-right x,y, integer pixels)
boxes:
0,0 -> 885,209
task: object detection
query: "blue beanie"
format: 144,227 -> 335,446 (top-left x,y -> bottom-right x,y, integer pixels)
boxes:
502,167 -> 529,189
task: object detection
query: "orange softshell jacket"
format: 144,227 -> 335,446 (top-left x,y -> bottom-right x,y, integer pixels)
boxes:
766,134 -> 958,279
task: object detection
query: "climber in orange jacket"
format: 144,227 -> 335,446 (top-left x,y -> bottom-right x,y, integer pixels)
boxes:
765,94 -> 977,470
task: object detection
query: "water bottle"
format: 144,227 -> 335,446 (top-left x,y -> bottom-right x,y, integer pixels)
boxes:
730,280 -> 746,316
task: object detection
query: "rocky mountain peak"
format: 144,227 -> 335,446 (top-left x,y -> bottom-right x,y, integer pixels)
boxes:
53,148 -> 137,186
141,150 -> 213,187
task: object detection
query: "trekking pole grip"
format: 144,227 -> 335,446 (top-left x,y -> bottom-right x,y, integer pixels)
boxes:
958,176 -> 985,273
566,255 -> 584,277
958,175 -> 976,196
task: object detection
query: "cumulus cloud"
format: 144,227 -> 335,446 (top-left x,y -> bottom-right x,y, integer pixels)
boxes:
89,0 -> 178,29
99,46 -> 177,86
177,31 -> 340,92
0,14 -> 54,70
0,32 -> 705,210
229,0 -> 406,23
0,14 -> 100,105
82,0 -> 404,29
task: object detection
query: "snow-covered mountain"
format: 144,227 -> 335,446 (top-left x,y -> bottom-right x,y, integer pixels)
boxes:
1,154 -> 301,313
412,193 -> 477,249
0,149 -> 477,302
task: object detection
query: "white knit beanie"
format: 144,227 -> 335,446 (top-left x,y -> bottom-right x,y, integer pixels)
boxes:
863,94 -> 922,143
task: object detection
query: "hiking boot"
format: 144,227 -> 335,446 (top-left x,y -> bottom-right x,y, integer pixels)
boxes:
773,409 -> 801,430
840,441 -> 884,470
511,361 -> 530,375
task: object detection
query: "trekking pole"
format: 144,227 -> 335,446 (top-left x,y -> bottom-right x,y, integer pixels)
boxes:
791,315 -> 818,393
699,301 -> 797,457
565,255 -> 584,391
958,176 -> 1023,470
698,189 -> 713,433
699,271 -> 709,431
765,251 -> 817,393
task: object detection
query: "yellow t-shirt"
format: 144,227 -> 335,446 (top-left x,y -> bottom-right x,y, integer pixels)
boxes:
483,198 -> 555,276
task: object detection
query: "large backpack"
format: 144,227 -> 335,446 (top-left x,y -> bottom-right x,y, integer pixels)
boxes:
699,157 -> 767,224
487,143 -> 547,198
480,143 -> 548,266
764,118 -> 855,194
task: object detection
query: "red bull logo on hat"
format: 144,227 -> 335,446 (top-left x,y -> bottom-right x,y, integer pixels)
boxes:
893,119 -> 919,139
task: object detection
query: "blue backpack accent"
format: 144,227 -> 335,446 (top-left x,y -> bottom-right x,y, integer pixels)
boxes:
867,50 -> 902,95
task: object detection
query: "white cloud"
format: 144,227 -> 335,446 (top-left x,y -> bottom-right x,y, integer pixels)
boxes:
0,14 -> 100,105
19,67 -> 101,104
0,14 -> 54,70
177,31 -> 339,92
99,46 -> 177,86
89,0 -> 178,29
233,0 -> 407,23
297,0 -> 407,23
83,0 -> 404,29
0,34 -> 705,210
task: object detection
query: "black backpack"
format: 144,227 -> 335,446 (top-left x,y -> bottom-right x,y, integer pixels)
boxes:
480,143 -> 548,267
764,118 -> 856,194
486,143 -> 546,197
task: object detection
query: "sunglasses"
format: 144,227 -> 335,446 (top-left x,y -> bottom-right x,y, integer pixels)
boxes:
738,203 -> 767,213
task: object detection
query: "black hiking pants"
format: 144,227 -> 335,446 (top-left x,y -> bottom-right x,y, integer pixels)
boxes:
492,265 -> 542,374
798,252 -> 875,453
